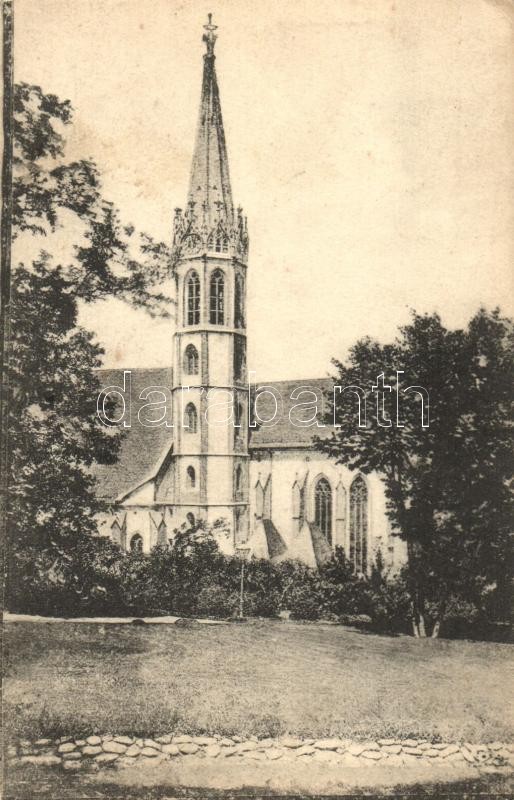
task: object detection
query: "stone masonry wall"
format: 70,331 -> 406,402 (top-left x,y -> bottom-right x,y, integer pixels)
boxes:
9,734 -> 514,775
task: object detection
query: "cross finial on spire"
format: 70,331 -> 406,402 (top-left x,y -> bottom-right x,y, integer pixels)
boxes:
203,13 -> 218,56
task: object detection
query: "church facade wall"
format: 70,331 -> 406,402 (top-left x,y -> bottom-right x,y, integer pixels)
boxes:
96,445 -> 407,573
249,447 -> 406,572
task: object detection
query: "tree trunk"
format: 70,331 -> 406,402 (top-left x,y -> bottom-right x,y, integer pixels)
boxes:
407,540 -> 428,637
410,597 -> 427,637
430,596 -> 447,638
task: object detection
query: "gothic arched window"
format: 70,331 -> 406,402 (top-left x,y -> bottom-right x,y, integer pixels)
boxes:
209,269 -> 225,325
186,271 -> 200,326
350,475 -> 368,573
234,274 -> 245,329
130,534 -> 143,553
186,512 -> 196,528
314,477 -> 332,545
184,403 -> 198,433
186,465 -> 196,488
184,344 -> 199,375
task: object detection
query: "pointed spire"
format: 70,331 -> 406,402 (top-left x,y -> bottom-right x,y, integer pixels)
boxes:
187,14 -> 234,230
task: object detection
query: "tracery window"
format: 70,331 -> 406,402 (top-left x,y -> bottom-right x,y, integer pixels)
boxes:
186,271 -> 200,326
184,403 -> 198,433
209,269 -> 225,325
184,344 -> 199,375
314,477 -> 332,545
349,475 -> 368,573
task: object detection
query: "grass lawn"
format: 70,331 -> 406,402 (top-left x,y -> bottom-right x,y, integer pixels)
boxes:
4,619 -> 514,744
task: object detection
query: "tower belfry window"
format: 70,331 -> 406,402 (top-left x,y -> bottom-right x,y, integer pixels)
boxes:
209,269 -> 225,325
186,271 -> 200,326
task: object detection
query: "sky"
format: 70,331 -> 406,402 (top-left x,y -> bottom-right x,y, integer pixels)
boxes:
14,0 -> 514,381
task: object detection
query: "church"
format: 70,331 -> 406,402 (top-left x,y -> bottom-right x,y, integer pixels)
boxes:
94,17 -> 406,573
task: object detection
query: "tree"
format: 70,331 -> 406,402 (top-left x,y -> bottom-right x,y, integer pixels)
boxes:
6,83 -> 175,610
317,310 -> 513,637
6,255 -> 124,608
13,82 -> 173,312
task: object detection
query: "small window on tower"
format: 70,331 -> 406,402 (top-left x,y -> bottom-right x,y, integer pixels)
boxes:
184,403 -> 198,433
186,466 -> 196,488
184,344 -> 199,375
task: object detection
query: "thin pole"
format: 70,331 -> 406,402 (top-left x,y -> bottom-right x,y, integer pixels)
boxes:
1,0 -> 14,615
239,558 -> 245,619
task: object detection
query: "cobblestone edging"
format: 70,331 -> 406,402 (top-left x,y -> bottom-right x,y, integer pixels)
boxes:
9,735 -> 514,774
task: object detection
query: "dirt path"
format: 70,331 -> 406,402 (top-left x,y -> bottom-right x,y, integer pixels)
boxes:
6,757 -> 513,799
3,611 -> 225,625
94,754 -> 512,795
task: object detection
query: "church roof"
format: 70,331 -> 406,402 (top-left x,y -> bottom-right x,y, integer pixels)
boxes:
91,368 -> 174,501
92,368 -> 333,501
249,377 -> 334,449
187,14 -> 234,229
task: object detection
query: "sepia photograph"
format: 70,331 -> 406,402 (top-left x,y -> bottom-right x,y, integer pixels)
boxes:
1,0 -> 513,798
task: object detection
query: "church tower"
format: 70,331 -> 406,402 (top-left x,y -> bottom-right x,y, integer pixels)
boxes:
170,15 -> 250,549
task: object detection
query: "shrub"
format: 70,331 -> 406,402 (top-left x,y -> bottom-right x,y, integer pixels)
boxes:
195,585 -> 238,618
243,558 -> 282,617
278,560 -> 323,620
319,548 -> 369,618
286,584 -> 323,620
364,564 -> 411,633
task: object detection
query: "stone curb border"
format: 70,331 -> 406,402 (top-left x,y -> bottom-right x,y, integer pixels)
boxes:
9,735 -> 514,775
